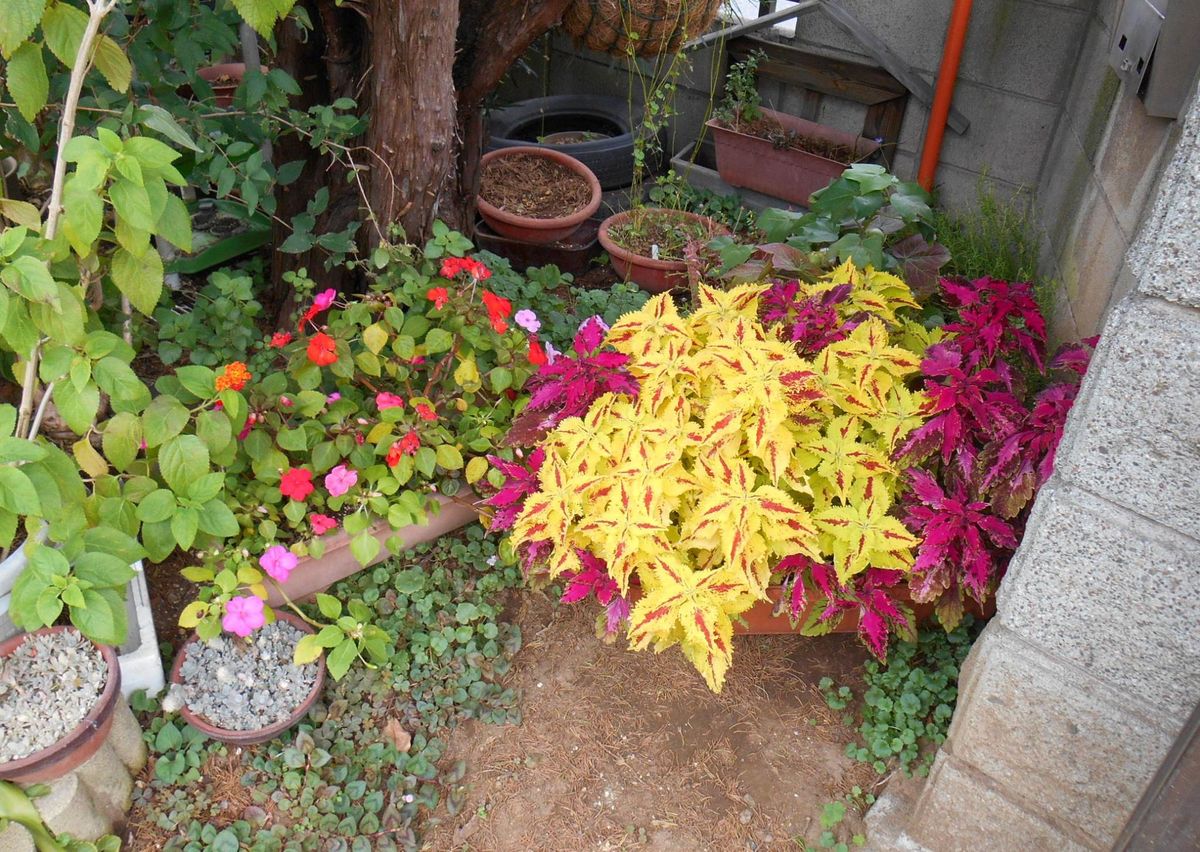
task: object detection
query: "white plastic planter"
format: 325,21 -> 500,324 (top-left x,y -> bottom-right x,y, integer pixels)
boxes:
0,561 -> 164,698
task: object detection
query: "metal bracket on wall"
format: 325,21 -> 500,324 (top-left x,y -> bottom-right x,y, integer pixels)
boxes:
684,0 -> 970,134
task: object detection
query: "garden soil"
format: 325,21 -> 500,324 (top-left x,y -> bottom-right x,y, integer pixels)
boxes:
423,592 -> 876,851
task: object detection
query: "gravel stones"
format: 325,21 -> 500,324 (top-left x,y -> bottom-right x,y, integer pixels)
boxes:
0,630 -> 108,764
179,620 -> 318,731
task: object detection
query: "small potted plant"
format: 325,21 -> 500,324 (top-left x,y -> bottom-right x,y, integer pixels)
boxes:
166,609 -> 327,745
173,241 -> 548,676
487,263 -> 938,691
477,146 -> 602,244
597,206 -> 728,293
706,51 -> 881,205
194,63 -> 247,108
0,626 -> 121,783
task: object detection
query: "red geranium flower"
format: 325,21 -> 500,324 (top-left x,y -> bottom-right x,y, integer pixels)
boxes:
426,287 -> 449,309
481,291 -> 511,334
280,467 -> 314,502
307,332 -> 338,366
268,331 -> 292,349
528,336 -> 547,367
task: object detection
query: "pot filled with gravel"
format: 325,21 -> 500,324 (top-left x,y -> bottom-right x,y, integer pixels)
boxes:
168,611 -> 325,745
0,627 -> 121,783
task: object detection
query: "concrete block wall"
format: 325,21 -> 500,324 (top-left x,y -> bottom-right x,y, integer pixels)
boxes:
1035,0 -> 1180,341
866,73 -> 1200,851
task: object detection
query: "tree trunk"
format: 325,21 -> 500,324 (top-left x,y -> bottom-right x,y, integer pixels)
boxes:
269,0 -> 573,309
366,1 -> 463,240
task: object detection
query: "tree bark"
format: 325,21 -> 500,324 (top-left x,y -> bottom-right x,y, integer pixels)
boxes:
366,1 -> 462,240
269,0 -> 573,307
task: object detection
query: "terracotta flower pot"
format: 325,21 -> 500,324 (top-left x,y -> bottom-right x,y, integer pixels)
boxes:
476,146 -> 602,245
195,63 -> 247,108
265,494 -> 479,605
626,584 -> 994,636
170,611 -> 326,746
0,627 -> 121,784
706,108 -> 881,206
597,208 -> 729,293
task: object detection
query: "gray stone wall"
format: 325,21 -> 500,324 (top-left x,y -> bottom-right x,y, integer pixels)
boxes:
866,72 -> 1200,852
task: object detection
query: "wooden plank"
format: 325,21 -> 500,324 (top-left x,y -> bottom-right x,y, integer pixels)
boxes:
862,94 -> 908,170
1113,700 -> 1200,850
729,35 -> 905,105
820,0 -> 969,133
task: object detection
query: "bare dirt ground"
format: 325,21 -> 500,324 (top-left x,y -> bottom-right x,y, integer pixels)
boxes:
423,592 -> 877,851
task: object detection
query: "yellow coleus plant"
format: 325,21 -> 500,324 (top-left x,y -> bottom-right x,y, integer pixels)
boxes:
509,267 -> 930,691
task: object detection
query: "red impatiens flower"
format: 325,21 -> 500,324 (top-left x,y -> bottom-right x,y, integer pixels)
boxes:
297,288 -> 338,332
481,291 -> 511,333
528,336 -> 548,367
414,403 -> 437,421
268,331 -> 292,349
279,467 -> 314,501
426,287 -> 449,309
214,361 -> 252,392
306,332 -> 338,366
310,513 -> 337,536
386,432 -> 422,465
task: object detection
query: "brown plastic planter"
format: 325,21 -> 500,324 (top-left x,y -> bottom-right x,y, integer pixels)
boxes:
597,208 -> 729,293
0,628 -> 121,783
477,146 -> 602,244
706,108 -> 881,206
266,494 -> 479,606
194,64 -> 247,108
171,611 -> 326,746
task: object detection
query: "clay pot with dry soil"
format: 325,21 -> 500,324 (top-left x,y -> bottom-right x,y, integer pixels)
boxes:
707,108 -> 881,206
598,207 -> 728,293
477,146 -> 602,245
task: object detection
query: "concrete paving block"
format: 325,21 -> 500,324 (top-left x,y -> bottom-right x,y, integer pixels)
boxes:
1054,296 -> 1200,539
947,627 -> 1177,846
108,696 -> 148,773
907,751 -> 1096,852
1059,18 -> 1122,166
1037,127 -> 1100,262
0,822 -> 35,852
32,773 -> 110,841
998,485 -> 1200,715
74,741 -> 134,823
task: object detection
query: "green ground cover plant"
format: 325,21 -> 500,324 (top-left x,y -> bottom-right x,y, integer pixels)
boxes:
128,526 -> 522,851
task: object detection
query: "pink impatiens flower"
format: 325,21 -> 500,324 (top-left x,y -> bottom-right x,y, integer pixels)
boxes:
310,513 -> 337,536
376,392 -> 405,410
514,309 -> 540,333
260,545 -> 300,582
324,464 -> 358,497
313,288 -> 337,311
222,595 -> 265,637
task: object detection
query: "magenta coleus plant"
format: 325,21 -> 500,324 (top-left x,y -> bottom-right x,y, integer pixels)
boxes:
761,280 -> 860,357
896,277 -> 1095,628
503,316 -> 639,446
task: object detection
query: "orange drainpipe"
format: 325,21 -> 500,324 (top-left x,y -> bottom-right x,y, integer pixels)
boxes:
918,0 -> 975,191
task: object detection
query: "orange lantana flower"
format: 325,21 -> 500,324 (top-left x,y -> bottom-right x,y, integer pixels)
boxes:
215,361 -> 252,392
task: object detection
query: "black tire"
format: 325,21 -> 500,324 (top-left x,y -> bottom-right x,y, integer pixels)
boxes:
486,95 -> 637,190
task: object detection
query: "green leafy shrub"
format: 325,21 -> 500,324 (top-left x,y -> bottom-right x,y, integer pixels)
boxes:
152,267 -> 265,368
649,169 -> 757,235
821,617 -> 979,777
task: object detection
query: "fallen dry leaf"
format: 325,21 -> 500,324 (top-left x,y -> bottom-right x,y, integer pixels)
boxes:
383,717 -> 412,753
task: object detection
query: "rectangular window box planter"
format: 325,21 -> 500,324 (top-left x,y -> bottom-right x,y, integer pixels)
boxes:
705,108 -> 880,206
265,494 -> 480,605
